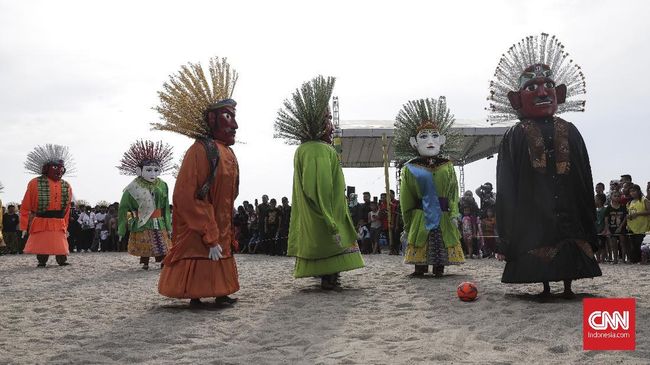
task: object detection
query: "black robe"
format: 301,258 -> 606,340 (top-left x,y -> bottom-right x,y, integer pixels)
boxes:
496,117 -> 602,283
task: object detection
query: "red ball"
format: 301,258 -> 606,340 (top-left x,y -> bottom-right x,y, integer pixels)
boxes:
457,282 -> 478,302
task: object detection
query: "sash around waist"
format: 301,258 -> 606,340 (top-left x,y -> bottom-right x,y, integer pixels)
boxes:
414,197 -> 450,212
35,210 -> 66,218
130,209 -> 163,219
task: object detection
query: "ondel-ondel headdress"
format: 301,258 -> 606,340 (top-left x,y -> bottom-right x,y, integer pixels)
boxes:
393,96 -> 461,161
152,57 -> 238,139
24,144 -> 76,176
274,75 -> 336,145
487,33 -> 586,125
117,140 -> 174,176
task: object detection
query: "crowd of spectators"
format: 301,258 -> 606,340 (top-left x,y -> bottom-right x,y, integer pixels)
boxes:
1,201 -> 125,255
595,175 -> 650,265
458,182 -> 498,259
233,195 -> 291,256
3,175 -> 648,265
344,183 -> 496,259
342,191 -> 399,255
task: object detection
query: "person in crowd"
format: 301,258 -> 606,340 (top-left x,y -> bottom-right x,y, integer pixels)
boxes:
256,195 -> 271,254
594,194 -> 608,263
2,204 -> 21,254
594,182 -> 605,197
461,206 -> 483,259
620,182 -> 633,207
67,202 -> 81,253
77,205 -> 95,252
99,224 -> 110,252
641,240 -> 650,264
620,174 -> 632,185
91,205 -> 106,252
368,201 -> 382,254
377,192 -> 399,253
490,33 -> 601,298
625,184 -> 650,263
277,197 -> 291,256
604,189 -> 627,264
104,205 -> 118,252
475,182 -> 496,218
20,144 -> 75,267
356,218 -> 371,254
348,193 -> 363,227
234,205 -> 249,253
246,204 -> 259,254
265,198 -> 281,256
396,97 -> 464,277
480,206 -> 498,258
378,193 -> 389,246
360,192 -> 372,230
117,140 -> 173,269
274,75 -> 364,290
459,190 -> 480,219
387,189 -> 401,255
606,180 -> 621,206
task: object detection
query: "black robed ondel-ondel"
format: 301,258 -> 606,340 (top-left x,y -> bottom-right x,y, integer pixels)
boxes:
496,117 -> 602,283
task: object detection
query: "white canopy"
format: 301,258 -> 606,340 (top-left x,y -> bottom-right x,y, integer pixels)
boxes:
339,119 -> 508,167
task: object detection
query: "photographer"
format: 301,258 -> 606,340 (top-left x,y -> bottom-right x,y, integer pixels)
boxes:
475,182 -> 495,218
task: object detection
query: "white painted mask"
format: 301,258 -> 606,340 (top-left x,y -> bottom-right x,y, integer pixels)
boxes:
137,164 -> 161,183
409,130 -> 446,157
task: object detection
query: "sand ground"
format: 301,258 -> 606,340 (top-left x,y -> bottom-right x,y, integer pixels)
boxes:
0,252 -> 648,364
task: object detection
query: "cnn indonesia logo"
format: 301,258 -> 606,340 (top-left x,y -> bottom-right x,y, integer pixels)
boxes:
583,298 -> 635,351
588,311 -> 629,331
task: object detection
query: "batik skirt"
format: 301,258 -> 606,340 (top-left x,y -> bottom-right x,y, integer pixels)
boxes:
127,229 -> 171,257
404,228 -> 465,266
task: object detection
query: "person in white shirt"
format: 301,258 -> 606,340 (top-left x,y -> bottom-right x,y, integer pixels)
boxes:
368,202 -> 382,254
92,207 -> 106,252
356,218 -> 371,254
77,207 -> 95,252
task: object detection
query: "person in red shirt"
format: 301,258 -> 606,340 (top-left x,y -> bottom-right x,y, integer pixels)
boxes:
620,181 -> 633,206
379,191 -> 401,255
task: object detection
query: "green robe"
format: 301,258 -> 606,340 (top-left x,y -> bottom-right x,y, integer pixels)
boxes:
118,177 -> 172,237
288,141 -> 364,278
400,159 -> 465,264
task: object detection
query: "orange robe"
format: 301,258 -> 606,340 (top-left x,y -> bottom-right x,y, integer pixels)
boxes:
158,140 -> 240,299
20,177 -> 72,255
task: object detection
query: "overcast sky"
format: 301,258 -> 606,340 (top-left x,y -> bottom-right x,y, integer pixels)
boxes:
1,0 -> 649,206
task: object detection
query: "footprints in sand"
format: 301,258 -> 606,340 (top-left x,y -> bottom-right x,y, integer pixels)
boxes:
394,302 -> 414,309
350,333 -> 373,340
337,359 -> 358,365
326,350 -> 353,359
1,253 -> 647,363
547,344 -> 570,353
428,353 -> 454,362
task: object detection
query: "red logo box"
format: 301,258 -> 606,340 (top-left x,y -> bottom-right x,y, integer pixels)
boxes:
583,298 -> 635,351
